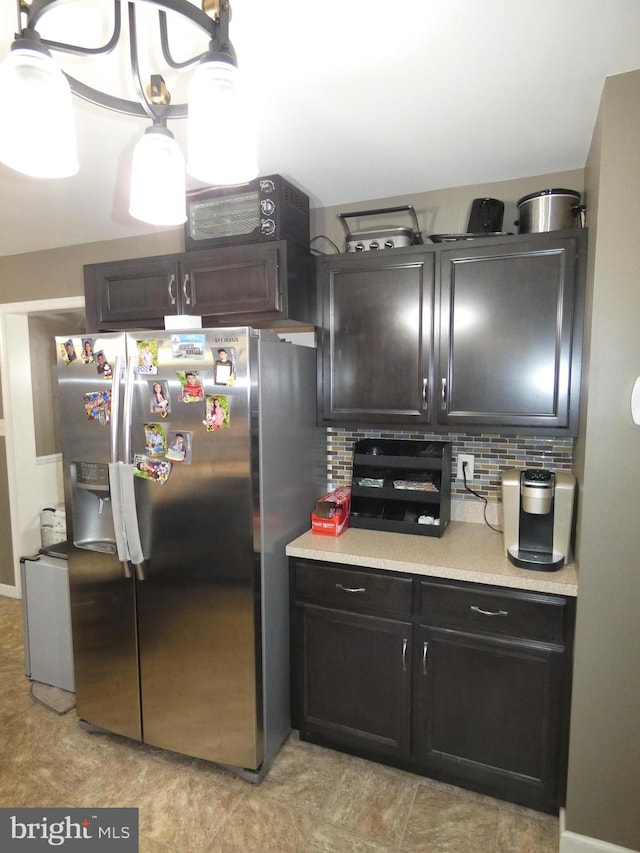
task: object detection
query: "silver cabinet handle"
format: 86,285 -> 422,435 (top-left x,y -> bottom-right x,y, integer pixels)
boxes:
440,377 -> 447,411
402,638 -> 408,672
168,274 -> 176,305
422,641 -> 428,675
182,274 -> 193,306
422,378 -> 428,412
470,605 -> 509,617
335,584 -> 366,593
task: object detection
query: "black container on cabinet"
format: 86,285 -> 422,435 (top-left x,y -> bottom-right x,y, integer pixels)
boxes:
350,438 -> 451,537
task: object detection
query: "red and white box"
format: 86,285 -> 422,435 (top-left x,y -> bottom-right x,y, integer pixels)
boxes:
311,487 -> 351,536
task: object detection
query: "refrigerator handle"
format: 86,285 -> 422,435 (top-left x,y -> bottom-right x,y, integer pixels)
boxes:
109,356 -> 123,464
108,462 -> 132,578
108,462 -> 145,576
122,355 -> 136,463
121,463 -> 145,569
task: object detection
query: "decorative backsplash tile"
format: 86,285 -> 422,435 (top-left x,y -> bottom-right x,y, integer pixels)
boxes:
326,428 -> 574,504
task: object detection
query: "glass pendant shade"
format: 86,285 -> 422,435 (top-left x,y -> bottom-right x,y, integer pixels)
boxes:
186,60 -> 258,186
0,44 -> 78,178
129,126 -> 187,226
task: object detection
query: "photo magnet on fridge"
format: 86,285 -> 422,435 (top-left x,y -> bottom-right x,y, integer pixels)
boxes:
203,395 -> 229,431
166,430 -> 192,463
133,454 -> 172,485
60,338 -> 77,364
144,423 -> 166,456
95,350 -> 112,377
149,380 -> 170,416
177,370 -> 204,403
213,346 -> 236,385
136,339 -> 159,374
81,338 -> 94,364
83,390 -> 111,424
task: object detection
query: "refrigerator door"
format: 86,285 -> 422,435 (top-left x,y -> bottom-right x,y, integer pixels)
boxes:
56,332 -> 142,741
128,328 -> 262,768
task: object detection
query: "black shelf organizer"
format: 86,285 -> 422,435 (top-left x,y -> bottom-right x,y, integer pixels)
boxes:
349,438 -> 451,537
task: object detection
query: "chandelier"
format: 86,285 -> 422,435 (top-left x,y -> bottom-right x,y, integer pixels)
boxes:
0,0 -> 258,226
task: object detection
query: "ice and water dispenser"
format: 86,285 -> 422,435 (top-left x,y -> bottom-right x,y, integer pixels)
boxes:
70,461 -> 117,554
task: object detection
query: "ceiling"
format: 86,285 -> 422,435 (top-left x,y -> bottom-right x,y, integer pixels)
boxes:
1,0 -> 640,258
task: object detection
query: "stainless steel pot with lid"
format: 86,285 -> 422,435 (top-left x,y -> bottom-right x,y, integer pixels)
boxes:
516,188 -> 585,233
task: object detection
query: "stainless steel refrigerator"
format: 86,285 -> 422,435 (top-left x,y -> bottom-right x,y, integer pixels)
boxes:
55,326 -> 323,780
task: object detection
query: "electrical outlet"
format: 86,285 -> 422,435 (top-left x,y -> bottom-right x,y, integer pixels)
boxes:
457,453 -> 475,482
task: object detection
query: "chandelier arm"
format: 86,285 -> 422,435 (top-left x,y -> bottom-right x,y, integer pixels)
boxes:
158,10 -> 209,70
128,1 -> 161,124
27,0 -> 216,43
64,73 -> 188,119
26,0 -> 122,57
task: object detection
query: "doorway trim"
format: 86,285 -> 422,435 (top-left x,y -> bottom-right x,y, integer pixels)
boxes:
0,296 -> 84,597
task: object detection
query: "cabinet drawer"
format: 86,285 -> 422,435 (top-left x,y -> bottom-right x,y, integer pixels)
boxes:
294,561 -> 413,618
420,580 -> 569,645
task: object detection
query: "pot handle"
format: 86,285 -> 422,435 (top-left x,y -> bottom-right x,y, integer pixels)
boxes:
572,204 -> 587,227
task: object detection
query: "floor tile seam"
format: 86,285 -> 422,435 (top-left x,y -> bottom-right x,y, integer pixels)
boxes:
496,799 -> 559,826
395,780 -> 420,852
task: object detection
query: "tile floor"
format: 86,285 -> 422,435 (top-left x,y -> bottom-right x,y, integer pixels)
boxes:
0,595 -> 559,852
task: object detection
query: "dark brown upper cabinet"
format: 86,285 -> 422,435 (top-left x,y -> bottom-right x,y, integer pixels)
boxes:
84,241 -> 314,332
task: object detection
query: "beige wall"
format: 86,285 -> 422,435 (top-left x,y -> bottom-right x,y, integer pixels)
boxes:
0,230 -> 183,305
566,69 -> 640,850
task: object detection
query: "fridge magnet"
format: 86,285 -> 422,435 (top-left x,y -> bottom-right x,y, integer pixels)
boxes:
144,423 -> 166,456
166,430 -> 192,463
177,370 -> 204,402
149,380 -> 170,417
81,338 -> 94,364
213,346 -> 236,386
171,333 -> 205,361
83,390 -> 111,425
61,338 -> 77,364
136,339 -> 159,374
95,350 -> 113,378
203,395 -> 229,431
133,454 -> 172,485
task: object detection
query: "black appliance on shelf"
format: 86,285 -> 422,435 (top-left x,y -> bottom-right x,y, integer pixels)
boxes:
185,174 -> 310,251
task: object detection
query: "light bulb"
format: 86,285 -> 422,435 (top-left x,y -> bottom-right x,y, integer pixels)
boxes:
186,60 -> 258,186
0,44 -> 78,178
129,126 -> 186,226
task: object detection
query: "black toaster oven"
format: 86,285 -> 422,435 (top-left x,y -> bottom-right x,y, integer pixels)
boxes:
184,174 -> 310,251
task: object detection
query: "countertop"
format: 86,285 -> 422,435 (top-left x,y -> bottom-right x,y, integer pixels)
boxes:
286,522 -> 578,597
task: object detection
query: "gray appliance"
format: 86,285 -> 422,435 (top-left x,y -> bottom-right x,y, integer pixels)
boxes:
20,546 -> 75,693
55,327 -> 323,780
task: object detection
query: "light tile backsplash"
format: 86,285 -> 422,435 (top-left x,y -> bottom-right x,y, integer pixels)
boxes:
326,428 -> 574,524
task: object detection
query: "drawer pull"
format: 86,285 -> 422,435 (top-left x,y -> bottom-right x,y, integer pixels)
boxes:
422,641 -> 429,675
402,638 -> 408,672
335,584 -> 366,594
470,605 -> 509,617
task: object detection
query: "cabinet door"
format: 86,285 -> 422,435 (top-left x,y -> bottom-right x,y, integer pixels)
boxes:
318,249 -> 435,426
84,256 -> 181,331
182,243 -> 281,321
416,626 -> 566,811
438,234 -> 584,433
295,603 -> 412,760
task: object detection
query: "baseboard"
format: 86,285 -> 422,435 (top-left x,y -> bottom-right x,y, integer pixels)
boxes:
559,810 -> 639,853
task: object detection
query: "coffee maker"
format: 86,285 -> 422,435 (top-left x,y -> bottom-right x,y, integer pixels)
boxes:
501,468 -> 575,571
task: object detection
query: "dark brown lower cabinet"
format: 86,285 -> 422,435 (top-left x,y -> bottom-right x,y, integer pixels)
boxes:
297,605 -> 412,760
290,559 -> 575,814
